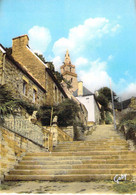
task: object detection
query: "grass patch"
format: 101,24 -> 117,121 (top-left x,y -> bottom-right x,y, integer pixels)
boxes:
0,184 -> 11,190
113,181 -> 136,193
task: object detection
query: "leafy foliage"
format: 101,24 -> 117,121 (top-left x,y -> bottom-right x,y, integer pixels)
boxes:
96,87 -> 118,123
37,99 -> 80,127
105,111 -> 112,124
63,78 -> 72,89
118,111 -> 136,143
0,85 -> 37,123
98,87 -> 118,102
36,105 -> 55,126
5,47 -> 12,55
56,99 -> 79,126
35,53 -> 46,63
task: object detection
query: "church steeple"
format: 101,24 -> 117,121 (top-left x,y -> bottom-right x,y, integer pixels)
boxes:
60,50 -> 78,92
64,49 -> 71,65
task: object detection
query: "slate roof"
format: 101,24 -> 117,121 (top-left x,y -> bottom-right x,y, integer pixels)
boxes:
73,86 -> 94,97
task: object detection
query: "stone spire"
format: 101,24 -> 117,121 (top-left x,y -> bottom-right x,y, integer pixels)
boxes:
60,50 -> 78,92
64,49 -> 71,65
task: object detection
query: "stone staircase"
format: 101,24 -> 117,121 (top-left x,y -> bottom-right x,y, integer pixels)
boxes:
5,125 -> 136,181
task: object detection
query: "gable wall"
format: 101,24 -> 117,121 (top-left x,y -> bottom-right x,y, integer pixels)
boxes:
76,95 -> 95,122
3,57 -> 45,107
12,35 -> 65,106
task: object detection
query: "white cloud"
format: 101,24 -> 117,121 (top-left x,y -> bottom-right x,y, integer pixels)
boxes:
52,56 -> 63,71
28,26 -> 51,54
53,17 -> 120,57
119,82 -> 136,100
74,57 -> 88,67
78,58 -> 112,92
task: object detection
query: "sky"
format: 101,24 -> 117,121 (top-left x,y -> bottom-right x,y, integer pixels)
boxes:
0,0 -> 136,100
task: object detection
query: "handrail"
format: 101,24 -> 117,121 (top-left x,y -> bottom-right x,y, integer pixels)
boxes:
1,124 -> 45,148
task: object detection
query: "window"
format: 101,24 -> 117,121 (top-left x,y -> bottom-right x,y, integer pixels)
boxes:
55,86 -> 57,102
23,80 -> 27,96
22,76 -> 29,96
33,89 -> 37,103
70,67 -> 71,72
71,78 -> 73,83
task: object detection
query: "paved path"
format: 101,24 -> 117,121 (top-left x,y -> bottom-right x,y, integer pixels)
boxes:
84,124 -> 125,141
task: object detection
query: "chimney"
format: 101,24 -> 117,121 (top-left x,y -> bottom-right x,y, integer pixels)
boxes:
12,35 -> 29,57
78,81 -> 83,96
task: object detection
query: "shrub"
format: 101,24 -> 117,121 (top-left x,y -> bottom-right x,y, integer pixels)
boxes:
105,111 -> 112,124
37,99 -> 80,127
0,84 -> 37,123
118,111 -> 136,143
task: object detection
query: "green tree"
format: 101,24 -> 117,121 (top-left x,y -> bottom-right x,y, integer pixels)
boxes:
35,53 -> 46,63
97,87 -> 118,103
96,87 -> 118,123
37,99 -> 79,127
56,99 -> 79,126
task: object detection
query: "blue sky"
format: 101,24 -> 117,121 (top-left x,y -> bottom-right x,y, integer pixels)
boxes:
0,0 -> 136,100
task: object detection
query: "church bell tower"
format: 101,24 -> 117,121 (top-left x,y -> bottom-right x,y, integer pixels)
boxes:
60,50 -> 78,92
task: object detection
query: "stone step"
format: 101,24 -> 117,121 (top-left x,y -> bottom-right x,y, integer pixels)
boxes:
19,159 -> 136,165
58,140 -> 127,144
54,147 -> 128,151
23,153 -> 136,159
22,155 -> 136,161
9,169 -> 136,175
25,151 -> 136,157
15,164 -> 136,170
57,143 -> 128,147
54,145 -> 129,149
25,150 -> 135,156
5,174 -> 134,181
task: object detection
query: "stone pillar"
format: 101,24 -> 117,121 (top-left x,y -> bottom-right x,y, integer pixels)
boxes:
51,125 -> 58,147
50,116 -> 58,147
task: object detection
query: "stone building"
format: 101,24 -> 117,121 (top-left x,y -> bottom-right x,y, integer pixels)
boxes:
60,51 -> 100,125
60,50 -> 78,92
0,35 -> 67,108
73,81 -> 101,125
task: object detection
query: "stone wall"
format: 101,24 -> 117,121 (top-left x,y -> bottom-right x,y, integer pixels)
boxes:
45,71 -> 63,105
0,126 -> 47,182
60,126 -> 74,139
49,125 -> 73,147
12,35 -> 46,89
3,57 -> 46,108
12,35 -> 66,106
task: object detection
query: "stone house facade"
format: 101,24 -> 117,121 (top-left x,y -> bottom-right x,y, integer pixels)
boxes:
0,35 -> 67,108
